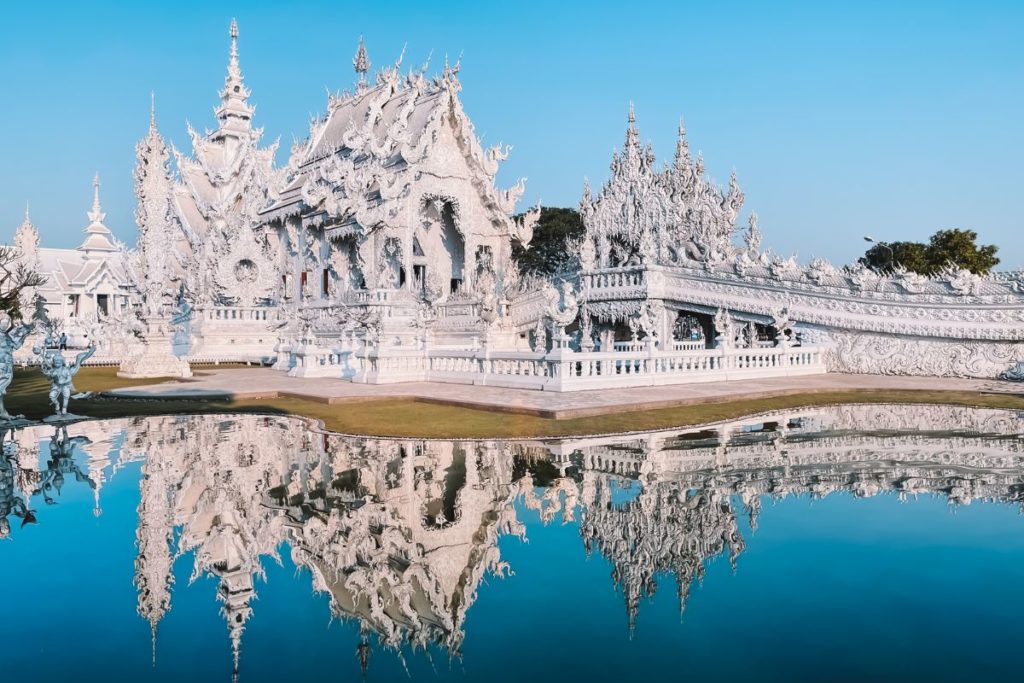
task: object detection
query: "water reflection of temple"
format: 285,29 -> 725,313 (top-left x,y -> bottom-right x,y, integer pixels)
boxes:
2,404 -> 1023,677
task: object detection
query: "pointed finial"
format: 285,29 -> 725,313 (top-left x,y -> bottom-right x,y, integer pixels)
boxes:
226,19 -> 240,76
678,116 -> 685,137
628,102 -> 636,125
395,42 -> 407,71
150,91 -> 156,128
228,18 -> 240,70
353,36 -> 370,85
88,174 -> 106,224
24,201 -> 30,222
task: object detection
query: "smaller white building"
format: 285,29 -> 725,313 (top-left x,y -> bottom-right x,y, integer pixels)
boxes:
11,175 -> 135,345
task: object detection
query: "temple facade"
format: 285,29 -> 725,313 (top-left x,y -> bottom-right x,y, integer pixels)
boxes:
6,21 -> 1022,384
9,177 -> 136,353
576,109 -> 1024,380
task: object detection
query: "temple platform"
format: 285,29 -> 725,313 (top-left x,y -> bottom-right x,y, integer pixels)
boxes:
104,369 -> 1021,420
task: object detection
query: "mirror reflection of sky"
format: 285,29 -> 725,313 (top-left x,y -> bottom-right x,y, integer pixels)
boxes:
2,405 -> 1023,682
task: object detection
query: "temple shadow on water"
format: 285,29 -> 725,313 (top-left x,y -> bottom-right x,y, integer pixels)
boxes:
2,404 -> 1024,680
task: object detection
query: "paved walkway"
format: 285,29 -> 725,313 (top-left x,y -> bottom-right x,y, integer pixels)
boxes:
104,369 -> 1022,419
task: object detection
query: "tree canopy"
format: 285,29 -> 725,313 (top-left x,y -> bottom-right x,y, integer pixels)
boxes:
512,207 -> 584,277
859,229 -> 1000,275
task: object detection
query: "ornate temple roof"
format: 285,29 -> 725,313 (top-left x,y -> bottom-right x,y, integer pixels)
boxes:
261,43 -> 531,239
172,20 -> 277,241
16,175 -> 130,296
579,106 -> 745,268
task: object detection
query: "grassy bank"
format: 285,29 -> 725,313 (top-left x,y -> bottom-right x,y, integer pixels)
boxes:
6,367 -> 1024,439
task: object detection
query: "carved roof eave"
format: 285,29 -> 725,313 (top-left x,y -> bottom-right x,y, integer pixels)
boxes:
256,194 -> 303,223
442,93 -> 525,227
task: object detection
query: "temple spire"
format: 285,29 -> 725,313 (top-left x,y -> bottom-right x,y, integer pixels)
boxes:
624,102 -> 639,151
214,18 -> 254,138
89,174 -> 104,224
150,91 -> 157,130
353,36 -> 370,89
674,117 -> 690,166
14,201 -> 40,269
79,174 -> 116,253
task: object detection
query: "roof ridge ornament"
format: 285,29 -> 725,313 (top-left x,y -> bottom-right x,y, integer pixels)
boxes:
353,36 -> 370,90
79,174 -> 116,252
395,42 -> 407,72
674,116 -> 690,165
227,18 -> 241,83
89,173 -> 105,223
214,18 -> 254,137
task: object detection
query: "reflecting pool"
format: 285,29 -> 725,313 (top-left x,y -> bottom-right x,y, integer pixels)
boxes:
2,404 -> 1024,681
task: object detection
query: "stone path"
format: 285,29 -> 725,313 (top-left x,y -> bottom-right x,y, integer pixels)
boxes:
104,369 -> 1022,419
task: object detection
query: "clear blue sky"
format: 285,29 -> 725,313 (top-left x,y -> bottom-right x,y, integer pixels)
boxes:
2,0 -> 1021,267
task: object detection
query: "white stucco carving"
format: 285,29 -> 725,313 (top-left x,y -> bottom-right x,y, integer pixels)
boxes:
7,25 -> 1020,384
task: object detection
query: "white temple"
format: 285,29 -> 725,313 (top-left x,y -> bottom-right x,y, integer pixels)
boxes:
10,177 -> 136,351
6,21 -> 1023,385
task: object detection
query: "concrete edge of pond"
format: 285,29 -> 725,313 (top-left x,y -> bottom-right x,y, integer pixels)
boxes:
100,369 -> 1023,420
22,400 -> 1024,444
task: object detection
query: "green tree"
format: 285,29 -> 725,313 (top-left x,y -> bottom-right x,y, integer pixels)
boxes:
511,207 -> 584,276
860,241 -> 929,273
859,228 -> 999,275
926,229 -> 999,274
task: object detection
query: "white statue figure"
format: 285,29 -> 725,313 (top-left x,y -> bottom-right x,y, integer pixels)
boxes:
713,308 -> 735,350
0,321 -> 34,421
544,281 -> 579,345
771,307 -> 794,348
40,344 -> 97,417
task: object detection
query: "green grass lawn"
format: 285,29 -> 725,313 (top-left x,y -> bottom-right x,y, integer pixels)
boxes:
6,367 -> 1024,439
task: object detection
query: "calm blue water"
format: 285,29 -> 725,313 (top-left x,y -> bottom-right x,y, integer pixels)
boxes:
2,405 -> 1023,682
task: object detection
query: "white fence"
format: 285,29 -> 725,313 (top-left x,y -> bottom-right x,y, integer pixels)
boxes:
614,340 -> 706,352
282,341 -> 826,391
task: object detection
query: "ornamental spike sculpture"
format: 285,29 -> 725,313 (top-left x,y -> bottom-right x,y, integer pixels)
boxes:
353,36 -> 370,88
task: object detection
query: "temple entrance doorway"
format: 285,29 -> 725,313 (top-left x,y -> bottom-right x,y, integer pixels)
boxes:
438,203 -> 464,293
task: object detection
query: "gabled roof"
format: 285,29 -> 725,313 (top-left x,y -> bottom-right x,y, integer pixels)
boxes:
261,60 -> 525,229
36,247 -> 128,292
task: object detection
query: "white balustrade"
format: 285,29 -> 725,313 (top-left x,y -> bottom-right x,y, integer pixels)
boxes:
274,326 -> 825,389
200,306 -> 274,323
